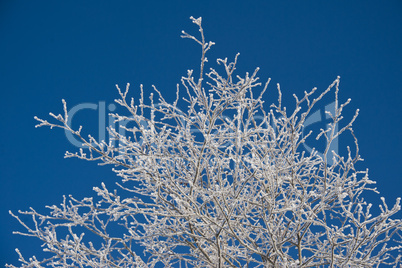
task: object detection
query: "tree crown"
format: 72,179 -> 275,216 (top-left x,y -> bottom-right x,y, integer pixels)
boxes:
8,16 -> 402,268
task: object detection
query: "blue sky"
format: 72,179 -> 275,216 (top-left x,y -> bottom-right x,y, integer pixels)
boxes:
1,1 -> 401,265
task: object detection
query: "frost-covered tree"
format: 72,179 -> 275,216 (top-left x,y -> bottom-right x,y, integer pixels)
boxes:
8,17 -> 402,268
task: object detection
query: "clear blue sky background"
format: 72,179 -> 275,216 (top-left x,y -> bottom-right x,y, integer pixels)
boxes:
1,1 -> 401,266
